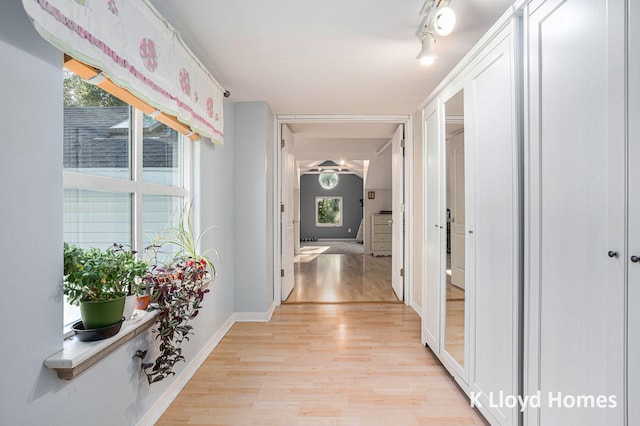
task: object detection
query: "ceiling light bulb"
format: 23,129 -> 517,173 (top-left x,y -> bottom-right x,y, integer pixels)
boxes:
420,56 -> 436,66
417,33 -> 438,66
434,7 -> 456,36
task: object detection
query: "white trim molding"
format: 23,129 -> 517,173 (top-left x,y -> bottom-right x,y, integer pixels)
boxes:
273,114 -> 414,306
234,301 -> 278,323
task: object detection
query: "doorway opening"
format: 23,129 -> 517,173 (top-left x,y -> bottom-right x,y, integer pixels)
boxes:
275,116 -> 412,306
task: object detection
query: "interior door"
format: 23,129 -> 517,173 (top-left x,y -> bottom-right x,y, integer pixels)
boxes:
628,0 -> 639,421
281,125 -> 295,300
447,133 -> 465,288
423,107 -> 441,351
391,124 -> 404,301
524,0 -> 625,424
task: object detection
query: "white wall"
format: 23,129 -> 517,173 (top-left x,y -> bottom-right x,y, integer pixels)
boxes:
232,102 -> 275,313
362,146 -> 392,254
0,2 -> 235,423
192,96 -> 236,347
365,145 -> 392,189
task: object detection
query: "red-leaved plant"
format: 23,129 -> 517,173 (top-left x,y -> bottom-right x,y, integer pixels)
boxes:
135,209 -> 217,384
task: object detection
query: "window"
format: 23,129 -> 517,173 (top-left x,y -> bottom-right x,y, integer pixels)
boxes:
63,71 -> 190,329
318,172 -> 339,189
316,197 -> 343,227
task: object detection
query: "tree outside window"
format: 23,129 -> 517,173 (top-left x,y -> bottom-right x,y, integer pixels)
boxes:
316,197 -> 342,227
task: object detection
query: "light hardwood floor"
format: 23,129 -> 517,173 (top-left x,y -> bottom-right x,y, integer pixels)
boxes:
285,254 -> 400,303
157,304 -> 488,425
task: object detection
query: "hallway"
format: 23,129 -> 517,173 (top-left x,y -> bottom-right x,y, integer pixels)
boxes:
158,304 -> 488,425
286,254 -> 400,303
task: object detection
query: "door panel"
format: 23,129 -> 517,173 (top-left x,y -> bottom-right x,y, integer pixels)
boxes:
391,124 -> 404,301
628,0 -> 639,422
469,28 -> 518,426
525,0 -> 625,424
423,108 -> 441,350
281,125 -> 295,300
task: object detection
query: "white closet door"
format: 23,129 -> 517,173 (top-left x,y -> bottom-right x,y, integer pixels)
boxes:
628,0 -> 640,421
468,25 -> 518,426
423,106 -> 441,351
524,0 -> 625,425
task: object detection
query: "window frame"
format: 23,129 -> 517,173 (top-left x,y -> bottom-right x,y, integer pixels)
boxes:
63,107 -> 191,331
315,196 -> 343,227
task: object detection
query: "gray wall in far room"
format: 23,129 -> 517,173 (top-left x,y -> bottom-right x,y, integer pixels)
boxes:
300,174 -> 363,239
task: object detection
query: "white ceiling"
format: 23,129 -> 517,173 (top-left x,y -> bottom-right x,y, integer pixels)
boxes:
149,0 -> 513,166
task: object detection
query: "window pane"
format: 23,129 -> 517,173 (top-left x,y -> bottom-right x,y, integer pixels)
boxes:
143,114 -> 183,187
64,189 -> 132,249
63,189 -> 132,328
63,70 -> 131,179
142,195 -> 183,264
316,197 -> 343,226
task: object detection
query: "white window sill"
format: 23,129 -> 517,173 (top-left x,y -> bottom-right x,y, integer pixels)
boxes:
44,310 -> 157,380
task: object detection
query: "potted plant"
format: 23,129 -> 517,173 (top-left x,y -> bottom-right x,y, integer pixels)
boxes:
135,210 -> 216,384
64,243 -> 149,331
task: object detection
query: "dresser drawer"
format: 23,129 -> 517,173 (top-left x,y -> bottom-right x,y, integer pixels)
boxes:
373,224 -> 392,235
373,214 -> 392,225
373,241 -> 392,250
373,232 -> 392,242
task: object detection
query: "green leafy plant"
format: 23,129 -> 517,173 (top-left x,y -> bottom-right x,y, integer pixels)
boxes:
159,208 -> 217,274
135,209 -> 217,384
63,243 -> 149,304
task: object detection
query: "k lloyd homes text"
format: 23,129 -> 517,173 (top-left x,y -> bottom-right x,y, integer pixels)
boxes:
470,391 -> 618,413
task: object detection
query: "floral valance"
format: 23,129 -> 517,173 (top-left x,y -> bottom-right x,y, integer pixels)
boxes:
22,0 -> 224,143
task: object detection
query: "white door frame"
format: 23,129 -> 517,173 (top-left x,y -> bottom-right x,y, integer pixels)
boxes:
272,114 -> 414,306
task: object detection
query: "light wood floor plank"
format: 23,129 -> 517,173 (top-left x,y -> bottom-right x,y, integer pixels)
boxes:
157,304 -> 487,425
286,254 -> 399,303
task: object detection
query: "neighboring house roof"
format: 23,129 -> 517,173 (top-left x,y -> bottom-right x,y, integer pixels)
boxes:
64,107 -> 179,169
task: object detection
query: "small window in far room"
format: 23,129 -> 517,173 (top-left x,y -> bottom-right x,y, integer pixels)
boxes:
316,196 -> 343,227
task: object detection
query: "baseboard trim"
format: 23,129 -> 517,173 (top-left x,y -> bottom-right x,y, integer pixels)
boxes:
136,314 -> 236,426
234,301 -> 277,322
410,300 -> 422,318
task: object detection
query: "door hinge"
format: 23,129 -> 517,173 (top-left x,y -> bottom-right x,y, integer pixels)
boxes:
280,269 -> 285,277
280,203 -> 285,213
400,268 -> 404,277
281,139 -> 285,149
400,139 -> 405,149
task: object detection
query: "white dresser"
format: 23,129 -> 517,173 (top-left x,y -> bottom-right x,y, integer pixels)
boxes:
371,213 -> 392,256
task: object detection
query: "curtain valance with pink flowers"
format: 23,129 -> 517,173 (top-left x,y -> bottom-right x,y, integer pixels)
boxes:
22,0 -> 224,144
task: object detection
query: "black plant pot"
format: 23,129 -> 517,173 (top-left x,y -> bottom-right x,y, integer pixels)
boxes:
72,317 -> 125,342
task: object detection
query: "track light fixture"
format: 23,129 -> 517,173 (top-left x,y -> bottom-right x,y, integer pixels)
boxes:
434,6 -> 456,36
416,0 -> 456,65
416,33 -> 438,66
